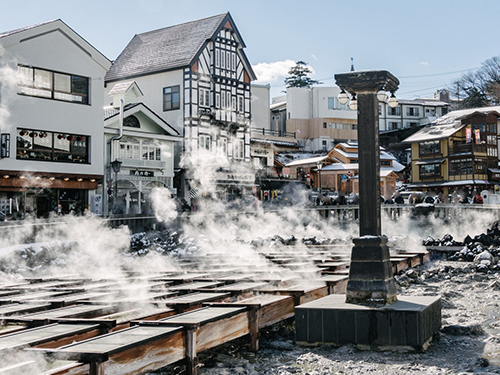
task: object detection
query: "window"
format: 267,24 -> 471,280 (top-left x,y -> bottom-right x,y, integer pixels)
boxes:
119,137 -> 140,160
163,85 -> 180,111
200,135 -> 211,150
238,96 -> 243,112
232,53 -> 236,71
142,139 -> 162,161
232,97 -> 237,111
215,50 -> 220,67
389,122 -> 400,130
16,129 -> 88,163
226,53 -> 231,71
221,51 -> 225,69
407,107 -> 419,116
234,139 -> 244,159
381,160 -> 391,166
406,122 -> 419,128
474,158 -> 487,174
450,158 -> 472,175
323,122 -> 327,129
199,88 -> 210,107
215,93 -> 220,108
17,65 -> 89,104
218,137 -> 227,155
221,91 -> 226,108
419,140 -> 440,156
327,97 -> 348,110
322,140 -> 327,150
388,106 -> 401,116
328,97 -> 335,110
419,163 -> 441,178
124,115 -> 140,128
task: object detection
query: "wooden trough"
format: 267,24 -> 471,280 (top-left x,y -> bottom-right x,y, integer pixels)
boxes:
0,242 -> 430,375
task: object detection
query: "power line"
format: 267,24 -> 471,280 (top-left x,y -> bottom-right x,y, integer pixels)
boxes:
399,67 -> 481,79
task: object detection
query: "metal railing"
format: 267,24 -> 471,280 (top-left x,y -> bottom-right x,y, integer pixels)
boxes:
251,128 -> 296,139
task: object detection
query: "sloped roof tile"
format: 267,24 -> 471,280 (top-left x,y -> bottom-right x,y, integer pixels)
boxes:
105,13 -> 227,82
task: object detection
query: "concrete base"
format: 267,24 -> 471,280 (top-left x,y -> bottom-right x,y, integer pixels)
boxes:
295,294 -> 441,352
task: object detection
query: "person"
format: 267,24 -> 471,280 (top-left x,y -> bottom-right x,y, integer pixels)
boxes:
393,191 -> 404,218
472,190 -> 483,204
424,192 -> 435,204
394,191 -> 404,204
460,194 -> 469,204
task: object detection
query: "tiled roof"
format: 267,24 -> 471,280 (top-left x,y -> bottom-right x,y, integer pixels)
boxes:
105,13 -> 227,82
0,19 -> 58,39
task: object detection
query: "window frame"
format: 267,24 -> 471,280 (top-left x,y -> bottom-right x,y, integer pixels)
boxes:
163,85 -> 180,111
17,65 -> 89,105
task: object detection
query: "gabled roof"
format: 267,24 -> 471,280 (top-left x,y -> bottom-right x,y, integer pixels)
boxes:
105,12 -> 255,82
104,102 -> 180,137
0,19 -> 110,70
403,105 -> 500,143
107,81 -> 144,97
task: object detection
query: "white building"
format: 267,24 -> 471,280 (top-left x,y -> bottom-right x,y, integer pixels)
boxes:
104,13 -> 257,201
104,81 -> 181,215
0,20 -> 110,218
379,96 -> 450,132
281,86 -> 357,152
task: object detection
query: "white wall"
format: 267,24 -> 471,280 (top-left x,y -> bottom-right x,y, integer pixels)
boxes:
0,23 -> 109,176
250,84 -> 270,130
287,87 -> 311,119
105,70 -> 184,134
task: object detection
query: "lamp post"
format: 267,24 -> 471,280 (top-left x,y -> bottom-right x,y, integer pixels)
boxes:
110,159 -> 122,214
295,70 -> 441,352
335,70 -> 399,304
316,161 -> 323,194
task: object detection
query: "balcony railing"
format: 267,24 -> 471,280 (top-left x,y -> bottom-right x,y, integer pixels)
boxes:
251,128 -> 296,138
452,143 -> 486,154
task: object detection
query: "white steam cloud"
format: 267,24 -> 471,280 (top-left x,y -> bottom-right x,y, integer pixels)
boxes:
252,59 -> 297,84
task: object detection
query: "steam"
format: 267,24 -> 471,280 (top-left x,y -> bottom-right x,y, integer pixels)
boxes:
0,53 -> 18,133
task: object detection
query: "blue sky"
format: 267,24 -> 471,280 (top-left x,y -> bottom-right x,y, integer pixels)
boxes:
2,0 -> 499,100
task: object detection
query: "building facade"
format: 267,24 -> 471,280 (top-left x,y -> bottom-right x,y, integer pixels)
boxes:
403,106 -> 500,195
104,13 -> 257,202
0,20 -> 110,218
104,81 -> 181,215
285,87 -> 357,152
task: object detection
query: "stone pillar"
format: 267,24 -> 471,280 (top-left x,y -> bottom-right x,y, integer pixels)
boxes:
334,70 -> 399,304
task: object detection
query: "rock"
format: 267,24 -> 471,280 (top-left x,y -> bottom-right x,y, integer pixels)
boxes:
267,340 -> 295,351
474,250 -> 494,264
441,323 -> 485,336
406,269 -> 419,279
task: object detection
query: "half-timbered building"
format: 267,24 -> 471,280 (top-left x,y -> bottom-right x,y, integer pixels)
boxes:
104,13 -> 257,201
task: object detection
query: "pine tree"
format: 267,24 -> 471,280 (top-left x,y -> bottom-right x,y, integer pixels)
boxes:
284,61 -> 322,89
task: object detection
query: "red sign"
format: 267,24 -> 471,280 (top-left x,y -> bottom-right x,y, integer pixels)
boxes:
347,170 -> 352,177
306,172 -> 310,178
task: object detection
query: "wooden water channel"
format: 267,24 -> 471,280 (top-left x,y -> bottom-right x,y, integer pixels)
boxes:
0,244 -> 430,375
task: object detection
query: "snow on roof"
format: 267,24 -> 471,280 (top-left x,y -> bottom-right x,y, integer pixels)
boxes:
285,155 -> 331,167
403,106 -> 500,143
322,163 -> 358,171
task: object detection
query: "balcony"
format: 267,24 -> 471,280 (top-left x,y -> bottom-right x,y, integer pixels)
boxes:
118,158 -> 166,170
452,143 -> 486,155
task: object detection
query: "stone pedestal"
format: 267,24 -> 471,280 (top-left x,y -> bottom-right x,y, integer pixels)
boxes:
346,236 -> 397,304
295,294 -> 441,352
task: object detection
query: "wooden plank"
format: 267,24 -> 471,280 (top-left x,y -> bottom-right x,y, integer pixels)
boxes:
0,323 -> 100,350
0,303 -> 51,317
6,304 -> 116,323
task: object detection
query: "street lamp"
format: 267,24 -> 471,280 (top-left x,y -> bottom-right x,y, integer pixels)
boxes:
316,161 -> 323,193
110,159 -> 122,214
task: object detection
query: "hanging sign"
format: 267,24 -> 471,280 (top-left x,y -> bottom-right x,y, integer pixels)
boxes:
466,128 -> 472,143
475,129 -> 481,144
